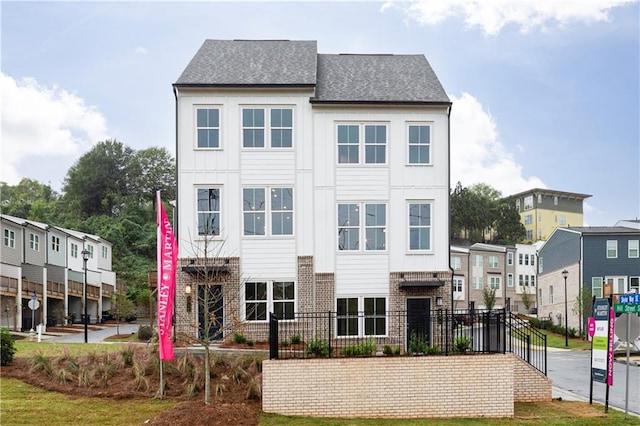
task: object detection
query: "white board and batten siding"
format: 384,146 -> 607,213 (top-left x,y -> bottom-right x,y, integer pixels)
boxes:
240,239 -> 297,279
335,253 -> 389,295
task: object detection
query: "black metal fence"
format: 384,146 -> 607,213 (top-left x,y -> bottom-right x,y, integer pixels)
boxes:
268,309 -> 547,375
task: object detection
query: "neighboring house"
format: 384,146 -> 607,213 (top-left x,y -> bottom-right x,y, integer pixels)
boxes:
514,242 -> 542,314
0,214 -> 118,330
173,39 -> 452,344
537,225 -> 640,330
450,246 -> 469,311
506,188 -> 591,242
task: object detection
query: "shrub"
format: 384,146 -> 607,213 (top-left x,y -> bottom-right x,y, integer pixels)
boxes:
290,333 -> 301,345
453,336 -> 472,354
304,335 -> 330,357
233,332 -> 247,344
382,345 -> 393,355
1,328 -> 16,366
137,325 -> 154,341
280,339 -> 290,347
408,333 -> 429,354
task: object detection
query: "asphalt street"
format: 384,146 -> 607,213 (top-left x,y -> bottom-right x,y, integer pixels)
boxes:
547,348 -> 640,416
42,323 -> 141,344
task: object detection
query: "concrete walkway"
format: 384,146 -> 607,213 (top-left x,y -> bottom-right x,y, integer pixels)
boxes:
13,323 -> 142,344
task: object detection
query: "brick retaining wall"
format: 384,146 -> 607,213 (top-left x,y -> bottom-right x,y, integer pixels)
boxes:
263,354 -> 551,418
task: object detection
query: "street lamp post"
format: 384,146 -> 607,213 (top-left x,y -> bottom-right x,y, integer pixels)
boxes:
81,249 -> 91,343
562,269 -> 569,348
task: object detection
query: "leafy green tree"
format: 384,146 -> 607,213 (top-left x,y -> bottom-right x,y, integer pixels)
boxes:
0,178 -> 59,219
482,285 -> 497,311
493,201 -> 526,245
109,291 -> 136,335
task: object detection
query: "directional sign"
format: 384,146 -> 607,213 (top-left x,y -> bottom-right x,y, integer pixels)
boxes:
614,304 -> 640,314
618,293 -> 640,304
591,298 -> 611,384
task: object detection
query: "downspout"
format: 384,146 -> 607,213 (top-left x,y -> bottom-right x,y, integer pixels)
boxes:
447,104 -> 454,311
172,85 -> 179,341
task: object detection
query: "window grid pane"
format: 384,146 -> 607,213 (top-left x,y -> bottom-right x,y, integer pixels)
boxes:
409,203 -> 431,250
364,125 -> 386,164
365,204 -> 386,250
408,125 -> 430,164
196,108 -> 220,148
271,188 -> 293,235
243,188 -> 265,236
243,109 -> 265,147
197,188 -> 220,235
271,108 -> 293,148
337,125 -> 359,163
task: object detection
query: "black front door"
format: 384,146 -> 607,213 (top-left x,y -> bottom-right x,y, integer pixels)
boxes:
407,298 -> 431,349
198,284 -> 223,340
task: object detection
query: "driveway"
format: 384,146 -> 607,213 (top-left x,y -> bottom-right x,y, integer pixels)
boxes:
44,323 -> 141,344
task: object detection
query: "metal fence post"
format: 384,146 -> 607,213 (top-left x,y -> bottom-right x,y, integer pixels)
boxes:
269,313 -> 279,359
327,311 -> 332,358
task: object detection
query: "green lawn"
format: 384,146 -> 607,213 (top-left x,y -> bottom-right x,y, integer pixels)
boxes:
512,328 -> 592,350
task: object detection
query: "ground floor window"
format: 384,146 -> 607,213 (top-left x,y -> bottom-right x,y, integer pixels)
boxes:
245,280 -> 296,321
337,296 -> 387,337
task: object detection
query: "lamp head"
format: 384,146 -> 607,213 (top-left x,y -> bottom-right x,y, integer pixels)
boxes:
561,269 -> 568,279
81,249 -> 91,262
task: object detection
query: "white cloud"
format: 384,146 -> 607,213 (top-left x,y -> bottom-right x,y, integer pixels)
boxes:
135,46 -> 148,55
450,92 -> 545,196
383,0 -> 635,35
0,73 -> 108,187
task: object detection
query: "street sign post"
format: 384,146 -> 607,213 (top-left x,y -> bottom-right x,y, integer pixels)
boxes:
613,292 -> 640,418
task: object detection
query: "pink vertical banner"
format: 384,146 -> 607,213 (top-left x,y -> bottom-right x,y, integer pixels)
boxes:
606,307 -> 614,386
157,192 -> 177,361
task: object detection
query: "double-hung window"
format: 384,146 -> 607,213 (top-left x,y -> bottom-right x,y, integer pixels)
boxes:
489,276 -> 501,291
71,243 -> 78,258
628,240 -> 639,258
245,281 -> 296,322
242,107 -> 294,148
245,282 -> 267,321
338,203 -> 386,251
453,277 -> 464,294
409,202 -> 431,251
87,245 -> 94,258
408,124 -> 431,164
30,234 -> 39,251
243,187 -> 293,236
507,252 -> 514,265
606,240 -> 617,258
197,188 -> 221,236
51,236 -> 60,252
196,108 -> 220,148
337,123 -> 387,164
451,256 -> 461,270
4,229 -> 15,248
102,246 -> 108,259
337,297 -> 387,337
489,256 -> 499,268
592,277 -> 603,298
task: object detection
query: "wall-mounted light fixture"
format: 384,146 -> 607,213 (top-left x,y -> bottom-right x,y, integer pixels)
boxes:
185,284 -> 192,313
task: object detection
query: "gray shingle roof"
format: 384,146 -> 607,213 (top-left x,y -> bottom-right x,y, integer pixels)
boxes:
313,54 -> 450,104
175,40 -> 450,104
569,226 -> 640,235
175,39 -> 318,86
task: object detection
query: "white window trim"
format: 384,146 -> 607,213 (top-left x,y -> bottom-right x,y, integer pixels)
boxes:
242,187 -> 294,238
338,202 -> 387,252
196,186 -> 222,238
4,229 -> 15,248
606,240 -> 618,259
407,201 -> 432,253
194,105 -> 222,150
628,240 -> 639,258
243,280 -> 297,322
336,122 -> 388,166
336,296 -> 388,338
241,106 -> 295,150
406,122 -> 433,166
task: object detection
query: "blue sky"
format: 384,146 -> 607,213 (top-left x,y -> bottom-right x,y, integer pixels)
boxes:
1,1 -> 638,226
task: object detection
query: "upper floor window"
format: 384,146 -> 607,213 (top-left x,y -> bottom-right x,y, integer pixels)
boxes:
628,240 -> 639,258
559,215 -> 566,226
472,255 -> 483,267
526,230 -> 533,240
549,286 -> 554,304
102,246 -> 108,259
29,233 -> 39,251
524,196 -> 533,210
606,240 -> 617,258
337,123 -> 387,164
507,274 -> 514,287
197,188 -> 220,236
553,196 -> 558,205
242,107 -> 293,148
537,194 -> 542,203
538,257 -> 543,273
507,252 -> 514,265
408,202 -> 431,251
338,203 -> 386,251
451,256 -> 461,270
518,253 -> 523,265
407,124 -> 431,164
453,277 -> 464,294
243,187 -> 293,236
530,255 -> 535,267
51,235 -> 60,252
488,255 -> 499,268
87,245 -> 94,258
515,199 -> 520,211
489,276 -> 501,291
4,229 -> 15,248
71,243 -> 78,258
524,254 -> 529,265
524,214 -> 533,225
592,277 -> 603,298
196,108 -> 220,148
